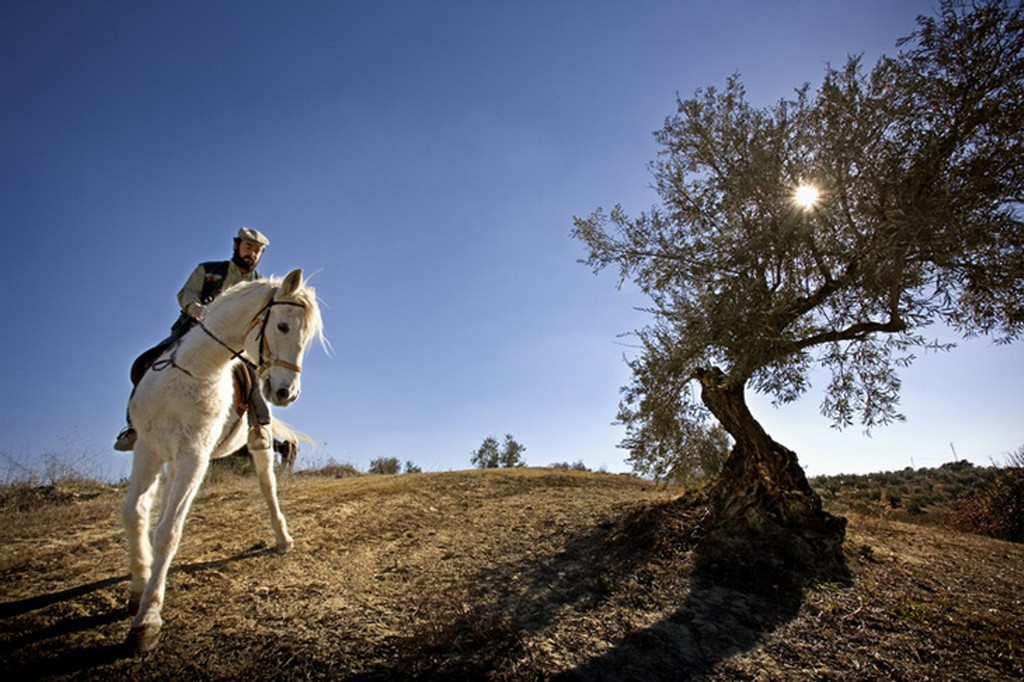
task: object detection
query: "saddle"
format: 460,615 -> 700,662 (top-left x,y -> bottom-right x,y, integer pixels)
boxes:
135,342 -> 256,420
132,338 -> 292,463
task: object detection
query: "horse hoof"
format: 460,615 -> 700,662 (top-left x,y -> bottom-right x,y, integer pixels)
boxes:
125,623 -> 161,654
276,538 -> 294,554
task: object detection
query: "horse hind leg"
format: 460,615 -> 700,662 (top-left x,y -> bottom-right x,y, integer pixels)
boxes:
277,438 -> 298,472
251,440 -> 293,553
125,453 -> 209,654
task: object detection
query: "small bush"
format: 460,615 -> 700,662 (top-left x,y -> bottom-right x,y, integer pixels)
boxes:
207,453 -> 255,483
368,457 -> 401,475
550,460 -> 590,472
0,482 -> 78,512
948,466 -> 1024,543
305,459 -> 361,478
905,494 -> 928,515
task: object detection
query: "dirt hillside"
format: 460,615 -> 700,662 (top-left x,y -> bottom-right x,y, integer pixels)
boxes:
1,468 -> 1022,680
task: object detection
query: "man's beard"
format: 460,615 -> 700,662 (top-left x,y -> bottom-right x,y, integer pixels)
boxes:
233,250 -> 259,272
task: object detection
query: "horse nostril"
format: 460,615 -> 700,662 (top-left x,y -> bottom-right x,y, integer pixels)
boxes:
276,388 -> 290,402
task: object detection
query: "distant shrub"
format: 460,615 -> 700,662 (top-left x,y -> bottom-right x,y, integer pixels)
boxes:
305,459 -> 361,479
292,456 -> 360,477
367,458 -> 421,475
940,460 -> 975,472
3,438 -> 106,488
948,449 -> 1024,543
550,460 -> 590,472
905,494 -> 928,515
811,462 -> 1007,525
2,443 -> 117,513
368,457 -> 401,475
207,453 -> 255,483
0,482 -> 77,512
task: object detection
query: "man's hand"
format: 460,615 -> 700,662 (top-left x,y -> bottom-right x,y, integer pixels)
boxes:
188,302 -> 207,321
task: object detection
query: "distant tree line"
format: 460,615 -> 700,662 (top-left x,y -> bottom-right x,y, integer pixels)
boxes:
811,450 -> 1024,544
549,460 -> 590,472
471,435 -> 526,469
367,457 -> 421,475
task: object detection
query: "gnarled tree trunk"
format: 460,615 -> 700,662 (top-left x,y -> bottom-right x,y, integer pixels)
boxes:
696,368 -> 847,568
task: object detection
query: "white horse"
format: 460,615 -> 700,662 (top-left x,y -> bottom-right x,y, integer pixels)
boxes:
122,268 -> 323,653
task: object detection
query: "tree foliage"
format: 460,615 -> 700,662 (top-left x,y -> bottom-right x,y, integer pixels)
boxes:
550,460 -> 591,472
368,457 -> 401,475
471,434 -> 527,469
368,457 -> 422,475
574,1 -> 1024,479
629,422 -> 731,486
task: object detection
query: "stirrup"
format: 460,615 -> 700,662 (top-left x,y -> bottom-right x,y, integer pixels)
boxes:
114,426 -> 137,452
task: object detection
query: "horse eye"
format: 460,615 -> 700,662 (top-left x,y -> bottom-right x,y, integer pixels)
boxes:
277,322 -> 290,334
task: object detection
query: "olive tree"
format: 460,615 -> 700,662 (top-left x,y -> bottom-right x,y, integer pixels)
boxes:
471,434 -> 527,469
574,1 -> 1023,556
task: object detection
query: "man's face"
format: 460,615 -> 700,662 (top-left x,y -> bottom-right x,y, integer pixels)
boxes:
236,240 -> 265,269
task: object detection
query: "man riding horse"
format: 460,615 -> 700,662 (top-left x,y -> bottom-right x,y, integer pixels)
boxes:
115,227 -> 274,453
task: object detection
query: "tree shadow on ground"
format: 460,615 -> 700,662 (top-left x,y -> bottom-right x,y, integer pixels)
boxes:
0,543 -> 275,679
356,495 -> 851,680
557,517 -> 853,681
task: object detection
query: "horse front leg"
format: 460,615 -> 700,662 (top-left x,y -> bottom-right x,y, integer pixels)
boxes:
251,439 -> 293,553
125,453 -> 209,654
122,447 -> 163,616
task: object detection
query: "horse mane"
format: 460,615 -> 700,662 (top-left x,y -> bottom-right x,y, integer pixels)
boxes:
210,274 -> 327,352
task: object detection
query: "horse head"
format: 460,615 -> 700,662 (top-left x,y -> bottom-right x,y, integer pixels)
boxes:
253,268 -> 323,407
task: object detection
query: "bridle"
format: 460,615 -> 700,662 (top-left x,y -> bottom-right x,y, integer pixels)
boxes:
197,288 -> 307,377
149,286 -> 308,454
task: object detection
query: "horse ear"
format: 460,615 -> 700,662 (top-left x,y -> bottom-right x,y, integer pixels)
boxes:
282,269 -> 303,296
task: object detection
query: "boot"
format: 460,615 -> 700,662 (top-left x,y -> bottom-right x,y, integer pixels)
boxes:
248,424 -> 272,451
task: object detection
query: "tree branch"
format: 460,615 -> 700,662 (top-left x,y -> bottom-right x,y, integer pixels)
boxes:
792,316 -> 907,351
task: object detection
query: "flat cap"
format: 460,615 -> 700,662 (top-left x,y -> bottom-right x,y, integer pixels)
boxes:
236,227 -> 269,247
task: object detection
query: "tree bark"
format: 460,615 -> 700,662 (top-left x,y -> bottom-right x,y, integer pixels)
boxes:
696,367 -> 847,567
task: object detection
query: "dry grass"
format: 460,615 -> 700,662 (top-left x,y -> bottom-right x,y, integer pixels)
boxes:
1,468 -> 1022,680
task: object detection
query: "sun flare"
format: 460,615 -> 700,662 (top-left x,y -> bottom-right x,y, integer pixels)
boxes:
794,183 -> 821,210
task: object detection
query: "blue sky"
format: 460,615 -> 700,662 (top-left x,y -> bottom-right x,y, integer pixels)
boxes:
2,0 -> 1021,482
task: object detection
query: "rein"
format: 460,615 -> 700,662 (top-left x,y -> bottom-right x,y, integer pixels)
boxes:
185,287 -> 307,377
198,322 -> 259,372
150,342 -> 198,378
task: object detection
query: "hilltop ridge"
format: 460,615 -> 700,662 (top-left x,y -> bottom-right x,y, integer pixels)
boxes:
1,468 -> 1022,680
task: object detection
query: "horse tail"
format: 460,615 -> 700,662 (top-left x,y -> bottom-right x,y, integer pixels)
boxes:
272,419 -> 314,446
271,419 -> 314,471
